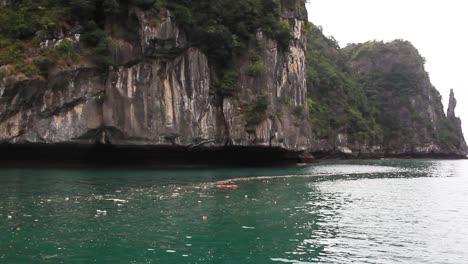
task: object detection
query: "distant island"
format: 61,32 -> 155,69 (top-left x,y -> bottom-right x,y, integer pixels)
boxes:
305,27 -> 467,159
0,0 -> 466,165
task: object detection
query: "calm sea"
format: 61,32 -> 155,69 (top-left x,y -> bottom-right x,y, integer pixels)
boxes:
1,159 -> 467,263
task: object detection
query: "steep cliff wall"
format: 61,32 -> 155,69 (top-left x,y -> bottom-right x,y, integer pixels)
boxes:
0,1 -> 312,154
347,40 -> 467,156
305,27 -> 467,157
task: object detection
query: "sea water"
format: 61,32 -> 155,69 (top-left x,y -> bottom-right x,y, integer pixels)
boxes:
1,159 -> 467,263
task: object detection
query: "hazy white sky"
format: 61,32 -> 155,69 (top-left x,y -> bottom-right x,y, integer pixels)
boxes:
306,0 -> 468,138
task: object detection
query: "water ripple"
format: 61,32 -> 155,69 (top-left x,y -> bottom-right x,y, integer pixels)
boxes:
1,160 -> 468,263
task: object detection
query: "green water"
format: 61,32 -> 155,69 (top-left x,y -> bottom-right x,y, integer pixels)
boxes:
1,160 -> 468,263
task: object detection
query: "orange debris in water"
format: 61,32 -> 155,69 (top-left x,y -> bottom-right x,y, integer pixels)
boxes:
216,184 -> 238,189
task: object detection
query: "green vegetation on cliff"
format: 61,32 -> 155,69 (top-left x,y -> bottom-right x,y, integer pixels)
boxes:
345,40 -> 465,151
0,0 -> 299,79
305,24 -> 466,153
305,23 -> 382,144
344,41 -> 429,139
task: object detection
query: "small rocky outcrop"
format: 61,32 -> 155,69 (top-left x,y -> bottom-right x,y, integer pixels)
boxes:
445,89 -> 467,153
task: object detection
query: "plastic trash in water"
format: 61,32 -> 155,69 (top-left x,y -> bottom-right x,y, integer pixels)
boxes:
96,210 -> 107,216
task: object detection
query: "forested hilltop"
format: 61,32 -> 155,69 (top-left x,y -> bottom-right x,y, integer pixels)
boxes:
0,0 -> 466,163
306,23 -> 467,157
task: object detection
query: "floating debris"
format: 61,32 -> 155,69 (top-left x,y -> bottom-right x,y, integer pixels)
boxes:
216,184 -> 238,189
42,254 -> 58,260
105,199 -> 128,203
96,210 -> 107,216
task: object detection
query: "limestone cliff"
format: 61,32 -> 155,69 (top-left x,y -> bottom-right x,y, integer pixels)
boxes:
0,1 -> 311,154
346,41 -> 467,156
305,31 -> 468,157
446,89 -> 467,152
1,1 -> 467,162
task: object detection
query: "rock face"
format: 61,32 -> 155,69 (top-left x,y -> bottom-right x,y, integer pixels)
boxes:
306,38 -> 468,157
346,41 -> 467,156
0,4 -> 311,153
447,89 -> 458,118
446,89 -> 467,153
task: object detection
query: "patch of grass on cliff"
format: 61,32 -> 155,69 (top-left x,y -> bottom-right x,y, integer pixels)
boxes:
0,40 -> 39,77
0,37 -> 81,78
0,0 -> 116,77
81,22 -> 113,67
245,95 -> 270,133
212,69 -> 239,97
0,0 -> 67,76
246,61 -> 265,77
0,0 -> 66,40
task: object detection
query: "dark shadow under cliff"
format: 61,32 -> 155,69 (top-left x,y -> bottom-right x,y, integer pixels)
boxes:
0,144 -> 306,168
